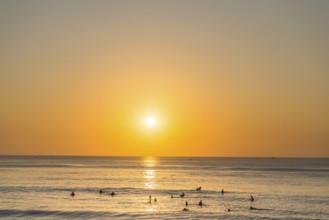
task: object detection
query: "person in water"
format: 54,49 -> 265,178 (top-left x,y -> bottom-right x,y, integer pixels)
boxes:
198,200 -> 203,206
180,192 -> 185,198
70,191 -> 75,197
99,189 -> 103,194
110,192 -> 115,196
221,189 -> 224,194
250,195 -> 254,202
185,201 -> 188,206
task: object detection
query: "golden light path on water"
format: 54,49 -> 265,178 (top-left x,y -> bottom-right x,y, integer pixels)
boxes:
142,157 -> 158,212
142,157 -> 157,189
144,170 -> 156,189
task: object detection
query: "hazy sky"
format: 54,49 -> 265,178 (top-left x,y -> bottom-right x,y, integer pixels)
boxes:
1,0 -> 328,157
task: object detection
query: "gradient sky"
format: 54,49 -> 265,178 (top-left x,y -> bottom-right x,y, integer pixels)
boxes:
1,0 -> 329,157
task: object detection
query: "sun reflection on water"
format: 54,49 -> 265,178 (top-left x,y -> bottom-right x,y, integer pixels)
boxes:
145,204 -> 157,212
144,169 -> 156,189
142,157 -> 157,189
142,157 -> 157,167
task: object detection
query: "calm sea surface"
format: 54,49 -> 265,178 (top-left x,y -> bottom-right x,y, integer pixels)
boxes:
0,156 -> 328,219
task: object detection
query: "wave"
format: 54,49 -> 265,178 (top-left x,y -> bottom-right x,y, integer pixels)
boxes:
0,209 -> 231,220
0,209 -> 313,220
1,164 -> 328,173
0,209 -> 290,220
0,209 -> 134,219
222,167 -> 329,172
0,185 -> 232,196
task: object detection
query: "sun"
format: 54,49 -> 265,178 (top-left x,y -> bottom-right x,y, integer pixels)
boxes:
145,116 -> 156,127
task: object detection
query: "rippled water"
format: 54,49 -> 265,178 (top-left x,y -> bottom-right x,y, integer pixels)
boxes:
0,156 -> 328,219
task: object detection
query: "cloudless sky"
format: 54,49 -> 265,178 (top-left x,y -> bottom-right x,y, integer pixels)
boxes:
1,0 -> 329,157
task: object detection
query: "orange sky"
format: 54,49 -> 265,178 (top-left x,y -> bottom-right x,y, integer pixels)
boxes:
0,1 -> 328,157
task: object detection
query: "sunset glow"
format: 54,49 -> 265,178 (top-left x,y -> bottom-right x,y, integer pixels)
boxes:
0,1 -> 328,157
0,2 -> 328,220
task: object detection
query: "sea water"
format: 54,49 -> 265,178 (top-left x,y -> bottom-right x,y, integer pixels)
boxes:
0,156 -> 328,219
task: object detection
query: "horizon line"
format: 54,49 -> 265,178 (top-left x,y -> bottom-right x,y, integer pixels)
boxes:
0,154 -> 328,159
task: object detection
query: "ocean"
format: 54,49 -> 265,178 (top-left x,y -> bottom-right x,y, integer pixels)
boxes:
0,156 -> 328,219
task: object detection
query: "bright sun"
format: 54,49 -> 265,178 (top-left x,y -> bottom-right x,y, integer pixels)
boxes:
145,116 -> 156,127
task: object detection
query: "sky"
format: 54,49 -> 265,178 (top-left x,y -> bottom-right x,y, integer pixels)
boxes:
1,0 -> 329,157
